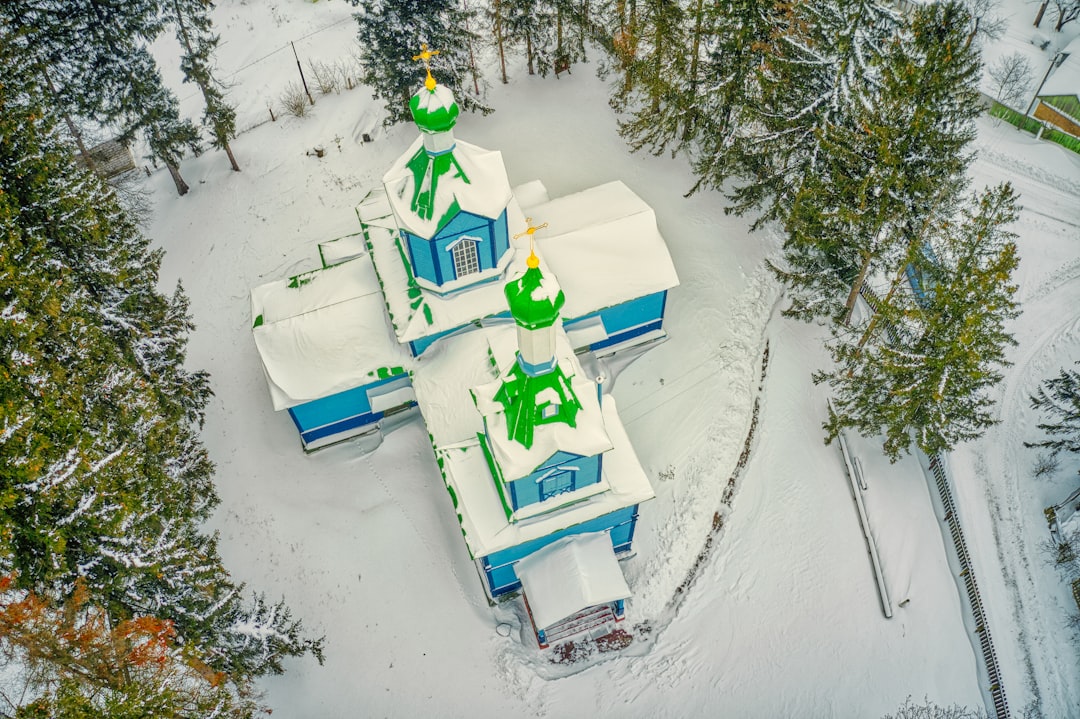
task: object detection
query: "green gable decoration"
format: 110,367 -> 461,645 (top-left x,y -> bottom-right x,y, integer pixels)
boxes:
404,145 -> 469,224
493,361 -> 582,449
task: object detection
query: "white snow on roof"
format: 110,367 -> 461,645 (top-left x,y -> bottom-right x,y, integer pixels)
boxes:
515,531 -> 631,630
382,137 -> 513,240
415,83 -> 457,113
472,333 -> 612,482
1041,40 -> 1080,99
411,323 -> 653,558
531,181 -> 680,320
359,179 -> 679,347
251,258 -> 412,410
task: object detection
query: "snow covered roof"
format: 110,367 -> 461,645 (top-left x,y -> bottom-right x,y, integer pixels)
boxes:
529,181 -> 679,320
1041,38 -> 1080,99
515,531 -> 631,630
251,257 -> 413,410
358,179 -> 679,347
474,353 -> 613,482
410,323 -> 653,558
382,137 -> 513,239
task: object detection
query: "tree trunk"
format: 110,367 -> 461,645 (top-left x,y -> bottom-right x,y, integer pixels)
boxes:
1034,0 -> 1048,26
165,161 -> 190,196
495,0 -> 508,84
463,0 -> 481,95
964,17 -> 979,49
843,251 -> 874,326
224,141 -> 240,172
527,34 -> 535,75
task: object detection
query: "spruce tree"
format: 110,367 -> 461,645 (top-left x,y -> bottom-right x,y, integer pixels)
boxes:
724,0 -> 901,226
0,1 -> 199,196
771,0 -> 982,325
687,0 -> 775,193
614,0 -> 696,156
1026,366 -> 1080,458
350,0 -> 489,123
818,184 -> 1021,460
0,55 -> 321,708
169,0 -> 240,172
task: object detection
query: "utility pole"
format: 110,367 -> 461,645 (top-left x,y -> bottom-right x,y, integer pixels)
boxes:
1025,51 -> 1064,116
292,41 -> 315,105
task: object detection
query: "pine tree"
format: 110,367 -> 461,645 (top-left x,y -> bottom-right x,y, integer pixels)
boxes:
349,0 -> 490,123
502,0 -> 560,77
1026,366 -> 1080,458
0,56 -> 321,705
771,0 -> 982,325
818,184 -> 1020,461
0,1 -> 199,196
169,0 -> 240,172
724,0 -> 901,226
687,0 -> 775,193
614,0 -> 696,156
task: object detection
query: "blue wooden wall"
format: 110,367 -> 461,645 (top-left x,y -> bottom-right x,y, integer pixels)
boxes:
480,504 -> 640,597
287,373 -> 412,448
402,209 -> 510,288
507,451 -> 603,510
564,290 -> 668,352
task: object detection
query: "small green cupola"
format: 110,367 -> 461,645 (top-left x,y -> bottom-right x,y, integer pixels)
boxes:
505,253 -> 565,331
410,76 -> 459,135
505,222 -> 564,376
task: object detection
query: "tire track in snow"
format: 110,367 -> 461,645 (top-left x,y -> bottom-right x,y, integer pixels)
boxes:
976,289 -> 1080,717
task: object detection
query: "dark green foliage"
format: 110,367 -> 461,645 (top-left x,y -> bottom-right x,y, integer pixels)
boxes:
1026,365 -> 1080,459
0,0 -> 199,194
772,0 -> 982,324
819,184 -> 1020,460
170,0 -> 240,171
725,0 -> 902,226
349,0 -> 489,124
0,55 -> 321,713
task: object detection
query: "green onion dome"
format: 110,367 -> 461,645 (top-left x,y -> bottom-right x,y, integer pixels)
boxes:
504,253 -> 565,330
409,74 -> 459,134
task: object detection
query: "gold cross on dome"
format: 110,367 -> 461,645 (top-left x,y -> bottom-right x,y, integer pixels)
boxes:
514,218 -> 549,268
412,43 -> 440,90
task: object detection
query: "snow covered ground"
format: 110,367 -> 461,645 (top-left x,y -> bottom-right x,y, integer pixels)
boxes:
140,1 -> 1080,716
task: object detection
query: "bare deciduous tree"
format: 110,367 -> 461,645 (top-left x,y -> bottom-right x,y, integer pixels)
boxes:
989,52 -> 1035,108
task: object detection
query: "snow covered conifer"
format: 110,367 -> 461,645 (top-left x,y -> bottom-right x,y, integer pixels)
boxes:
772,0 -> 982,325
1027,366 -> 1080,459
724,0 -> 901,226
350,0 -> 488,123
819,184 -> 1021,460
169,0 -> 240,171
0,58 -> 321,707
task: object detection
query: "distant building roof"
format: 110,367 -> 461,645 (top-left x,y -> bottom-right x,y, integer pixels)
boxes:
78,139 -> 135,179
1040,36 -> 1080,99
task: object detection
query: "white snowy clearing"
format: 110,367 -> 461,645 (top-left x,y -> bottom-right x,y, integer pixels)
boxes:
140,1 -> 1080,716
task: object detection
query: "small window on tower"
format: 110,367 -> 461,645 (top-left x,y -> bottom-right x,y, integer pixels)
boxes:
451,239 -> 479,279
541,402 -> 559,419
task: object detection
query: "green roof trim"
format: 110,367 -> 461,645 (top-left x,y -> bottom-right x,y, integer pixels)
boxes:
368,366 -> 405,380
493,362 -> 582,449
404,145 -> 470,224
504,265 -> 565,330
252,314 -> 263,328
478,432 -> 513,521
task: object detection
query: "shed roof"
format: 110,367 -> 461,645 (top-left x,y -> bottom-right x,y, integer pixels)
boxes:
516,531 -> 631,630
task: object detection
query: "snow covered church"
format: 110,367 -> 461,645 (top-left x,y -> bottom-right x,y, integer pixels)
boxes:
250,54 -> 678,648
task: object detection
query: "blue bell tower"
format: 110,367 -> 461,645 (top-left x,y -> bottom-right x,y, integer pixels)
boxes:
381,46 -> 514,295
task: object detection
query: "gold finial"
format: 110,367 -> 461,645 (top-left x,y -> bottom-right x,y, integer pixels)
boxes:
513,218 -> 548,268
412,43 -> 440,90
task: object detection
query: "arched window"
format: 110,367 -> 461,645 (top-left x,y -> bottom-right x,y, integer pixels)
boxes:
451,238 -> 479,279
